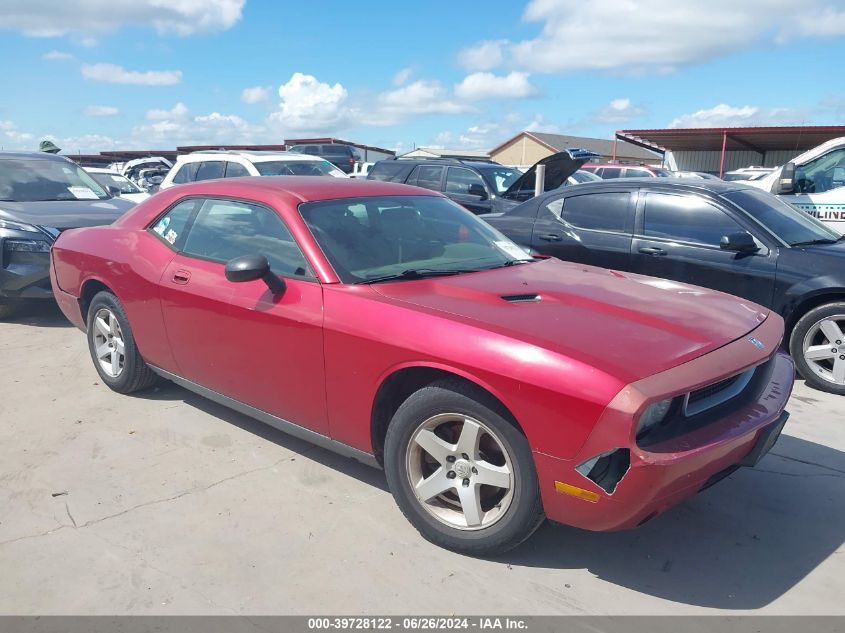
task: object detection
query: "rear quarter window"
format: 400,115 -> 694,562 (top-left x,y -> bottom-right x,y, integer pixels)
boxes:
367,162 -> 413,182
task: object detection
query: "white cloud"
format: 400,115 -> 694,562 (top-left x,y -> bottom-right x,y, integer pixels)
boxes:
83,105 -> 119,117
146,102 -> 190,120
667,103 -> 808,128
82,63 -> 182,86
392,67 -> 413,86
241,86 -> 271,104
133,102 -> 262,145
375,80 -> 471,125
431,113 -> 559,152
0,120 -> 35,148
462,0 -> 845,74
42,50 -> 73,61
594,97 -> 646,123
454,72 -> 536,101
267,73 -> 353,133
457,39 -> 507,71
0,0 -> 244,37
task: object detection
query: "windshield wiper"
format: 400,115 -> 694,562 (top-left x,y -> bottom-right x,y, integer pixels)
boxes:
358,268 -> 473,284
789,238 -> 839,247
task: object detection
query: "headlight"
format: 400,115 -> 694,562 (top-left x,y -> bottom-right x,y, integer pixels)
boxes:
637,398 -> 674,437
4,239 -> 51,252
0,218 -> 40,233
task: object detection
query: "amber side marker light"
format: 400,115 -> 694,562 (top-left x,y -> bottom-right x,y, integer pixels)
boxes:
554,481 -> 600,503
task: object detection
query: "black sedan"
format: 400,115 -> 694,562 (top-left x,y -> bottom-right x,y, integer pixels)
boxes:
483,178 -> 845,395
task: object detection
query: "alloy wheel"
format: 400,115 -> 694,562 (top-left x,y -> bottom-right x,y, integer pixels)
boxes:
92,307 -> 126,378
405,413 -> 514,531
802,315 -> 845,386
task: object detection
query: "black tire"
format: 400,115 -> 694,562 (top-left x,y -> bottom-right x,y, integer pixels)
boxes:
789,301 -> 845,396
384,379 -> 543,555
0,301 -> 17,320
86,291 -> 158,394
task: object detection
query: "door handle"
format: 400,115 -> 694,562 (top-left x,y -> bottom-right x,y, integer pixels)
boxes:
638,247 -> 667,256
538,233 -> 562,242
171,270 -> 191,284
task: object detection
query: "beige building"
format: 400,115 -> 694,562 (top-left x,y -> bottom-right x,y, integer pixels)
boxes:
490,131 -> 660,168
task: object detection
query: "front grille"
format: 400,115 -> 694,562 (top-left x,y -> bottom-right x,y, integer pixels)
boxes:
688,375 -> 742,406
683,367 -> 756,417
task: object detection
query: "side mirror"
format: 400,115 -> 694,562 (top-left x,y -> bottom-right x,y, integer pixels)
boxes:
776,162 -> 796,194
720,232 -> 759,254
468,183 -> 488,200
224,254 -> 286,295
106,185 -> 122,197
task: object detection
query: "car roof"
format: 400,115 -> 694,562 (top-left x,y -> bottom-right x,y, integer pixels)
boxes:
162,175 -> 440,204
0,151 -> 74,162
177,151 -> 324,163
533,177 -> 757,202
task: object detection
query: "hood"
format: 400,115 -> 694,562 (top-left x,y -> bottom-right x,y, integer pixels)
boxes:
503,148 -> 600,198
0,197 -> 135,230
371,258 -> 769,384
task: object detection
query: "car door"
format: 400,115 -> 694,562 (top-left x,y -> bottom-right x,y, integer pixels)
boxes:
155,196 -> 328,433
630,190 -> 777,306
529,189 -> 636,269
406,165 -> 444,192
443,166 -> 492,214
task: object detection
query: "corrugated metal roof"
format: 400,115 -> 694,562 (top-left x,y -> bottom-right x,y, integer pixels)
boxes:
617,126 -> 845,153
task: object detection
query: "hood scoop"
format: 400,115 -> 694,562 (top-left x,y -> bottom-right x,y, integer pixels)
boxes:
501,293 -> 541,303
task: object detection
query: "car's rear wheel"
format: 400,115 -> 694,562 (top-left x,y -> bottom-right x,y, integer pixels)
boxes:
790,302 -> 845,396
384,380 -> 543,555
86,291 -> 158,393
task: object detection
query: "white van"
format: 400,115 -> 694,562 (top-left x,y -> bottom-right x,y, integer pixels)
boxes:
747,137 -> 845,232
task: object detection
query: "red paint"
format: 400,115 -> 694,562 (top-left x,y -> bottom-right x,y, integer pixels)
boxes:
50,176 -> 793,531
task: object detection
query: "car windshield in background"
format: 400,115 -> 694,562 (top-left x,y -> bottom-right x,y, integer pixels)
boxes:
724,188 -> 843,245
299,195 -> 531,283
254,160 -> 342,177
477,167 -> 522,194
653,168 -> 674,177
0,158 -> 110,202
90,173 -> 143,194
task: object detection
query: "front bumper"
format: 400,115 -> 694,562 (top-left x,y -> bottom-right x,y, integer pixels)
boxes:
0,233 -> 53,300
536,321 -> 794,531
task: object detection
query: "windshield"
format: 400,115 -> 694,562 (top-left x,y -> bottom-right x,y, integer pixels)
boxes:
0,158 -> 110,202
477,167 -> 522,195
724,188 -> 842,245
90,172 -> 143,194
255,160 -> 344,177
300,195 -> 531,283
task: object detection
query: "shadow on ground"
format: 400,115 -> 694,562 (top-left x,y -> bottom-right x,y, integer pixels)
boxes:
140,380 -> 844,609
3,301 -> 72,328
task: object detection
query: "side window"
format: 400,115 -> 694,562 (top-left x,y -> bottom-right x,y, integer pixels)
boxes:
409,165 -> 443,190
642,193 -> 742,247
181,198 -> 314,279
544,193 -> 631,233
171,163 -> 199,184
602,168 -> 622,179
149,199 -> 199,247
444,167 -> 486,195
194,161 -> 225,182
224,161 -> 251,178
795,148 -> 845,194
625,168 -> 650,178
303,146 -> 321,155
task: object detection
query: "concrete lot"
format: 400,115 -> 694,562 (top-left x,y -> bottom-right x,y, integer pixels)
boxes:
0,301 -> 843,615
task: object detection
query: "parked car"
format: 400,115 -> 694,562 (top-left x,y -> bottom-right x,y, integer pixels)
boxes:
120,157 -> 173,192
350,161 -> 375,179
0,151 -> 135,318
287,143 -> 361,174
746,137 -> 845,232
367,149 -> 599,215
723,167 -> 775,182
482,178 -> 845,394
50,176 -> 792,554
84,167 -> 150,203
581,163 -> 673,179
159,150 -> 348,190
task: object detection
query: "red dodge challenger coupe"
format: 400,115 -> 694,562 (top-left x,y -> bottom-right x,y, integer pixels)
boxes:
50,177 -> 794,554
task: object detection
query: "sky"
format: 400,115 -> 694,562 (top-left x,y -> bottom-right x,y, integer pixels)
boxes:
1,0 -> 844,155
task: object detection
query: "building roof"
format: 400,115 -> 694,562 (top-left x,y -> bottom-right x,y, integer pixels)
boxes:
283,137 -> 395,155
399,147 -> 492,160
490,131 -> 660,161
616,126 -> 845,154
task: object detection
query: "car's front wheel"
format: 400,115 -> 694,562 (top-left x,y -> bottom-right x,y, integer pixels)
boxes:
86,291 -> 158,394
790,301 -> 845,396
384,380 -> 543,555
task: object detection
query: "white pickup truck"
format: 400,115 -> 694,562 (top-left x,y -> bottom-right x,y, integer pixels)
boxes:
747,137 -> 845,232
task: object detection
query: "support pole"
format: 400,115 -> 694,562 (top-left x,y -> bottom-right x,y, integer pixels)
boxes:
719,130 -> 728,178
